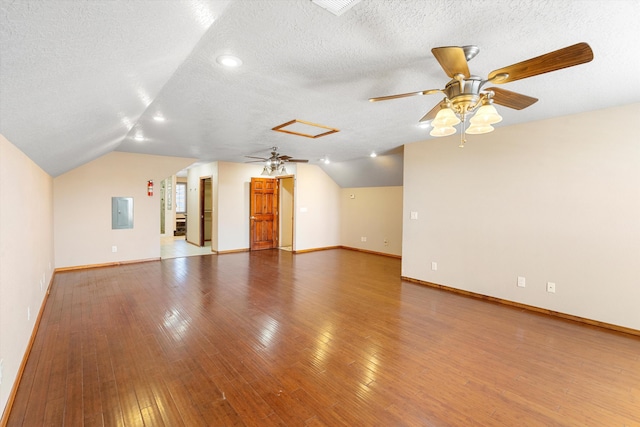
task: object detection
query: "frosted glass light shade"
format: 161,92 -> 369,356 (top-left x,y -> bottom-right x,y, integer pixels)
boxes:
470,104 -> 502,125
465,123 -> 495,134
432,108 -> 461,128
261,166 -> 270,175
430,126 -> 456,137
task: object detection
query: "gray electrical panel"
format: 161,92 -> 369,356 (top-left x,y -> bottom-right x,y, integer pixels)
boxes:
112,197 -> 134,229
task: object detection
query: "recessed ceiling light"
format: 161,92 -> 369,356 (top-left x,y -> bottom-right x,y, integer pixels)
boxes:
323,157 -> 330,165
134,134 -> 144,141
370,152 -> 377,158
153,115 -> 165,122
216,54 -> 242,67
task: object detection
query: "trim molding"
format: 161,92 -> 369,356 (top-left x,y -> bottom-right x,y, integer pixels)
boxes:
293,245 -> 341,254
216,248 -> 250,255
340,246 -> 402,259
402,276 -> 640,337
0,276 -> 54,426
292,246 -> 401,258
54,257 -> 160,272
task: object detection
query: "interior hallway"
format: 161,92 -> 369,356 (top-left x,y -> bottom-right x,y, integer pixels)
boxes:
160,235 -> 213,259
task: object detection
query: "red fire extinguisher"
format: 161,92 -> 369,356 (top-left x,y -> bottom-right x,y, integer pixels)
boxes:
147,180 -> 153,197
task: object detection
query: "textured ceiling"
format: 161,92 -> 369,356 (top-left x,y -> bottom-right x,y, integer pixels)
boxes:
1,0 -> 639,185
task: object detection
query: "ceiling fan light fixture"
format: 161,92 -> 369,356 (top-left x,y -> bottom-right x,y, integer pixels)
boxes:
430,126 -> 456,137
261,165 -> 270,176
432,108 -> 460,128
466,123 -> 495,135
470,103 -> 502,125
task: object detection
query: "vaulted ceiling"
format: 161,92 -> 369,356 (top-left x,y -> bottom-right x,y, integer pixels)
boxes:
1,0 -> 639,186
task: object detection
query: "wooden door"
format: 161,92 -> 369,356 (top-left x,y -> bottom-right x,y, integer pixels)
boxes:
250,177 -> 278,251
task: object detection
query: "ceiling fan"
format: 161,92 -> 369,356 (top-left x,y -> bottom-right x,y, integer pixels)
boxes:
245,147 -> 309,176
370,42 -> 594,146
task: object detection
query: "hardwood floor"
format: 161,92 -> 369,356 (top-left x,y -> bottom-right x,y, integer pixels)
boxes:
6,249 -> 640,426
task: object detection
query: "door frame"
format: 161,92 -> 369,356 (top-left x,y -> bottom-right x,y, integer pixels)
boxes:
277,175 -> 295,250
199,176 -> 212,247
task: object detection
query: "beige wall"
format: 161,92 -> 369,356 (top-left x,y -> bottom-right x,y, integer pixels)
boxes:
402,103 -> 640,330
217,161 -> 265,252
53,152 -> 194,268
341,186 -> 403,256
294,163 -> 341,251
0,135 -> 54,417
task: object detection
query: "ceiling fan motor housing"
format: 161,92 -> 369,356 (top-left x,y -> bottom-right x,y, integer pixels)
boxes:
444,76 -> 484,114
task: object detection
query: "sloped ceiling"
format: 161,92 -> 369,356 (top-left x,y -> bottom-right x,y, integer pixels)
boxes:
1,0 -> 639,186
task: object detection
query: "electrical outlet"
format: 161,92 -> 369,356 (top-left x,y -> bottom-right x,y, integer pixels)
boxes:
410,211 -> 418,220
360,237 -> 367,242
547,282 -> 556,293
431,262 -> 438,271
517,276 -> 526,288
27,306 -> 31,321
112,246 -> 117,253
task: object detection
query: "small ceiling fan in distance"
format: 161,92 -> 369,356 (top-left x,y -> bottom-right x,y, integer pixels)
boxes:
245,147 -> 308,176
369,42 -> 594,146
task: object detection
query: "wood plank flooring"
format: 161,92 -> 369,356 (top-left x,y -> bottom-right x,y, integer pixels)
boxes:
6,249 -> 640,426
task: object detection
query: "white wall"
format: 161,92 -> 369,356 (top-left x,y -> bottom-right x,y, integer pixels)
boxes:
294,163 -> 341,251
0,135 -> 54,418
54,152 -> 194,268
341,186 -> 403,256
402,104 -> 640,330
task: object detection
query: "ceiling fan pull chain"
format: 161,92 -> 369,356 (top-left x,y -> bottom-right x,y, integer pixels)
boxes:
459,112 -> 467,148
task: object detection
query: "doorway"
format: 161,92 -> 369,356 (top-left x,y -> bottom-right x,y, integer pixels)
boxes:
249,177 -> 278,250
278,176 -> 294,251
199,177 -> 212,247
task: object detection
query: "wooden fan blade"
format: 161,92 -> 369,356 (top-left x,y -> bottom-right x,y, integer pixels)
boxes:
245,159 -> 266,163
419,102 -> 442,123
431,46 -> 470,78
286,159 -> 309,163
486,87 -> 538,110
245,156 -> 268,160
488,42 -> 593,84
278,155 -> 292,161
369,89 -> 440,102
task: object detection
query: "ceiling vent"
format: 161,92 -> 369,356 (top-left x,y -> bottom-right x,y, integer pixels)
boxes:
311,0 -> 361,16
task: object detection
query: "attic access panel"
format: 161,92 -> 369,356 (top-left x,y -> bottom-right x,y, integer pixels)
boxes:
272,119 -> 339,139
